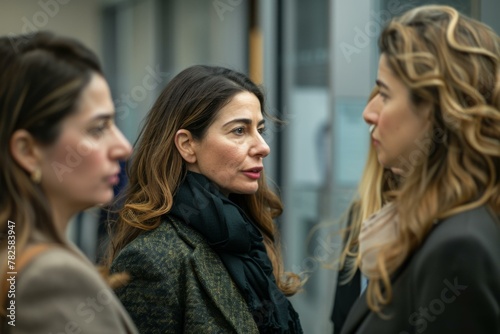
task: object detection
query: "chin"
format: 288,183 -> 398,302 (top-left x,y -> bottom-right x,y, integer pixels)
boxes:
245,186 -> 259,195
92,190 -> 115,206
232,187 -> 259,195
377,155 -> 393,170
377,158 -> 388,168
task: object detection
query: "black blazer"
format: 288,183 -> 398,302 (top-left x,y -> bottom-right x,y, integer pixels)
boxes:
331,207 -> 362,334
331,268 -> 361,333
341,205 -> 500,334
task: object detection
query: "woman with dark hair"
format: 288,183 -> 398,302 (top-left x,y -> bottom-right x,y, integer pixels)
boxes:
341,5 -> 500,333
0,32 -> 137,333
108,65 -> 303,333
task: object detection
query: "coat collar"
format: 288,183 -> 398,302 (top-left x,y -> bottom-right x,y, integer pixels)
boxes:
341,205 -> 498,333
341,246 -> 417,334
340,288 -> 370,334
168,216 -> 258,333
340,228 -> 430,333
191,247 -> 258,333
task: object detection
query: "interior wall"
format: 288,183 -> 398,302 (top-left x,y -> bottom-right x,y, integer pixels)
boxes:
0,0 -> 102,57
481,0 -> 500,34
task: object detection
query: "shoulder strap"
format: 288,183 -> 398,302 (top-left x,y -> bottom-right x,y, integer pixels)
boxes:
17,244 -> 54,273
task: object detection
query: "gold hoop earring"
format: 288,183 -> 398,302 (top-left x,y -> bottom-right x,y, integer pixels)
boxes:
31,168 -> 42,184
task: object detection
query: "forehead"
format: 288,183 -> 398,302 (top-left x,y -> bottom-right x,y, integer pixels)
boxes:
377,54 -> 408,92
65,74 -> 113,123
377,54 -> 393,79
213,91 -> 262,121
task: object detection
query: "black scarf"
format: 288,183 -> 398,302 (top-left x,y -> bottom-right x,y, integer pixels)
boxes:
169,171 -> 303,333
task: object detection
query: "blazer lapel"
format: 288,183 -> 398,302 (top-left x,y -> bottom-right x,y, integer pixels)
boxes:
341,250 -> 417,334
340,289 -> 370,334
190,246 -> 258,333
169,216 -> 258,333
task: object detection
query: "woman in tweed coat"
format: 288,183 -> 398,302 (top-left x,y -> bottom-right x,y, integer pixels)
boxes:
108,65 -> 304,333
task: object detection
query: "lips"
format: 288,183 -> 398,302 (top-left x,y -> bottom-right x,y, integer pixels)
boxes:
107,173 -> 120,185
242,167 -> 263,180
106,168 -> 121,185
243,167 -> 263,173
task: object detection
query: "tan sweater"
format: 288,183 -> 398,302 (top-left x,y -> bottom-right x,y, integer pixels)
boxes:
7,247 -> 138,334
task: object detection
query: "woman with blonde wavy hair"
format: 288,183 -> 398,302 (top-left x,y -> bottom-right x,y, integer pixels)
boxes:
107,65 -> 303,333
331,88 -> 399,333
341,5 -> 500,334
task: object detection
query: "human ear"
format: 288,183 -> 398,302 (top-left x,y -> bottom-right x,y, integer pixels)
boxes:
9,129 -> 43,175
174,129 -> 197,164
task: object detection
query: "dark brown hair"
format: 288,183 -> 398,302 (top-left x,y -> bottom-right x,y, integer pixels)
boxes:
0,31 -> 103,314
107,65 -> 302,295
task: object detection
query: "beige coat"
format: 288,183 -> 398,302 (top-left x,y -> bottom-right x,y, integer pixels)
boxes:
5,247 -> 138,334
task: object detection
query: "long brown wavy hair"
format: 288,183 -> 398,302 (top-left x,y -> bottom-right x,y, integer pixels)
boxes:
0,32 -> 103,315
106,65 -> 302,295
366,5 -> 500,312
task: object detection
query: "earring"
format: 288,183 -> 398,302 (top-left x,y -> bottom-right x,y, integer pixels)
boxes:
31,168 -> 42,183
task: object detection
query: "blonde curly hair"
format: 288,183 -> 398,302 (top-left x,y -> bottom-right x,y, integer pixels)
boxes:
366,5 -> 500,312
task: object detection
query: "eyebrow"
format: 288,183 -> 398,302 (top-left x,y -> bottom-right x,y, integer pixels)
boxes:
223,118 -> 266,127
376,79 -> 389,90
89,112 -> 115,122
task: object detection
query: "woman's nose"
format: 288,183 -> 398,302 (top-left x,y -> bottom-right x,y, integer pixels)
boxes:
252,133 -> 270,158
363,94 -> 382,126
110,126 -> 133,161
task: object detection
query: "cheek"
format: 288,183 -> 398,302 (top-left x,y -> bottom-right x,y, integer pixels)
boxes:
73,150 -> 104,174
222,148 -> 245,168
48,137 -> 105,178
212,150 -> 244,187
379,109 -> 399,131
71,140 -> 109,178
206,151 -> 239,176
379,108 -> 410,143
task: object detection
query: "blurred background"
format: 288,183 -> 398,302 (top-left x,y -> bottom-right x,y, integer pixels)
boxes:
2,0 -> 498,332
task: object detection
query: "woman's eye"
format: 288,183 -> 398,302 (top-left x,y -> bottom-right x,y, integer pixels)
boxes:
90,127 -> 105,136
258,127 -> 267,136
379,92 -> 389,102
232,127 -> 245,135
89,121 -> 110,137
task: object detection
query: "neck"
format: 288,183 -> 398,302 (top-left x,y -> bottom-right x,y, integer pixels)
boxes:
52,207 -> 74,232
45,191 -> 85,233
48,196 -> 81,233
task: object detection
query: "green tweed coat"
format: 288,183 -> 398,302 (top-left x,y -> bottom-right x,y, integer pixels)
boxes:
111,216 -> 259,334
